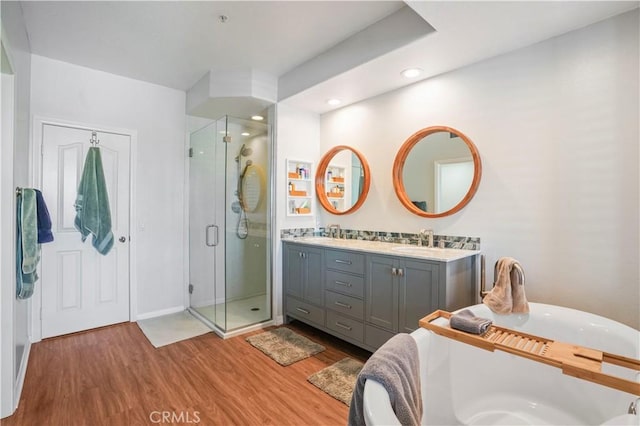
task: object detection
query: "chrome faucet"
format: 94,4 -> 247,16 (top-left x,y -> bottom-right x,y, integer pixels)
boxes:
327,224 -> 341,239
419,229 -> 434,248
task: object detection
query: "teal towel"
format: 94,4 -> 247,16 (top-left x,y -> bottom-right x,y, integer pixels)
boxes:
20,189 -> 40,274
17,194 -> 39,299
74,147 -> 114,255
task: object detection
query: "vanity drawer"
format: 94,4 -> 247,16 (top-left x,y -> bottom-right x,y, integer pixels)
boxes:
325,290 -> 364,320
326,310 -> 364,342
325,270 -> 364,298
325,249 -> 365,275
285,296 -> 325,327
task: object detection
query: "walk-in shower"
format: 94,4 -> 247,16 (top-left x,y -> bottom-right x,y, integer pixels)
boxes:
188,115 -> 272,336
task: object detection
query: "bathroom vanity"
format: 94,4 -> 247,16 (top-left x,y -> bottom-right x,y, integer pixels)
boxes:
283,237 -> 479,352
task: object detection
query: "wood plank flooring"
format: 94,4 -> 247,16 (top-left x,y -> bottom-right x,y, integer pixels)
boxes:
3,320 -> 371,426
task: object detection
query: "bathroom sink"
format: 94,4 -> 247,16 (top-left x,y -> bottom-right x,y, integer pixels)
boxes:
296,236 -> 335,243
390,246 -> 477,259
391,246 -> 446,255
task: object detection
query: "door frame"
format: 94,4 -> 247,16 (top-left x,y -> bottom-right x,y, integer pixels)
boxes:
30,116 -> 138,342
1,37 -> 18,419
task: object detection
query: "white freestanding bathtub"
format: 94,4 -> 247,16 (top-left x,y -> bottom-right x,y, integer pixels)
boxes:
363,303 -> 640,425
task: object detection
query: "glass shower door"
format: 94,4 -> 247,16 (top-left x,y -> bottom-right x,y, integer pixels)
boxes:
188,118 -> 226,330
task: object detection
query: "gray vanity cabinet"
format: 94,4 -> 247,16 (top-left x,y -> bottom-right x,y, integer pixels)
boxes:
283,244 -> 324,326
399,259 -> 440,333
365,255 -> 399,332
364,255 -> 440,348
283,240 -> 477,352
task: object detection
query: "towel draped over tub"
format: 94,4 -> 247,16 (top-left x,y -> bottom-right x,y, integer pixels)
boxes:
349,333 -> 422,426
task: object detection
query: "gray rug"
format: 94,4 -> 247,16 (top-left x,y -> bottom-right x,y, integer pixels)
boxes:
137,311 -> 211,348
246,327 -> 325,366
308,357 -> 364,406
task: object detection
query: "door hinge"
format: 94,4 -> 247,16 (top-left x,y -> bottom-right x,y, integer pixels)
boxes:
188,147 -> 193,158
223,135 -> 232,143
188,284 -> 194,294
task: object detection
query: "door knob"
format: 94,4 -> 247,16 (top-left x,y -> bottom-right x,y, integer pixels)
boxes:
119,236 -> 127,243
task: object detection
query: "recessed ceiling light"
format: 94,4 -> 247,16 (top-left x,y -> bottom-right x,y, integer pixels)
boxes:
327,99 -> 341,106
241,132 -> 250,136
251,115 -> 264,121
401,68 -> 423,79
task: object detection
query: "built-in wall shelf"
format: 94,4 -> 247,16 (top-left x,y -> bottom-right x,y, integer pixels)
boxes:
286,159 -> 314,217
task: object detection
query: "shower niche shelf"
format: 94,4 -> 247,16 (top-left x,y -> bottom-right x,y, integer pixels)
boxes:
286,159 -> 314,217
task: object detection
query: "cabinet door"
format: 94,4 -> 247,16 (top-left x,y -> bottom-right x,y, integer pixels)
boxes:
303,247 -> 324,306
284,244 -> 304,298
365,255 -> 398,332
399,259 -> 439,333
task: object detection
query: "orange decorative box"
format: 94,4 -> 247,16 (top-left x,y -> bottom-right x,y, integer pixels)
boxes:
296,208 -> 311,214
290,190 -> 307,196
327,193 -> 343,198
288,172 -> 299,179
332,177 -> 344,183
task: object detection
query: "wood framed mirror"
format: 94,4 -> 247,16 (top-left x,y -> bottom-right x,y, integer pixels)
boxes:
316,145 -> 371,215
393,126 -> 482,218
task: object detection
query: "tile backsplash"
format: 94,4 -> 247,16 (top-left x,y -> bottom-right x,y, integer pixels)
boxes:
281,227 -> 480,250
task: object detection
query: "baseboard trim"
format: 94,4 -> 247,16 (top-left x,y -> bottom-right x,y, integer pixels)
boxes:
221,320 -> 275,339
136,306 -> 185,321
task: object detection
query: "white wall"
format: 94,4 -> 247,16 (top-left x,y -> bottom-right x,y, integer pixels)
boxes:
30,55 -> 187,318
274,103 -> 321,319
1,0 -> 32,418
318,10 -> 639,328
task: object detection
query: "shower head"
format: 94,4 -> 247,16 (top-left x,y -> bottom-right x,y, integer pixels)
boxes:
235,144 -> 252,161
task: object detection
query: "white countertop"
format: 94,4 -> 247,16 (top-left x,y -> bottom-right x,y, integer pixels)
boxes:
282,236 -> 480,262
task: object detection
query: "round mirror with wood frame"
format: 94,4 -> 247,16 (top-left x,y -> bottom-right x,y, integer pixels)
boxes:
393,126 -> 482,218
316,145 -> 371,215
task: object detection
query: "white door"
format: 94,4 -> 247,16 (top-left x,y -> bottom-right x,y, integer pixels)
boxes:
435,158 -> 474,213
40,124 -> 130,338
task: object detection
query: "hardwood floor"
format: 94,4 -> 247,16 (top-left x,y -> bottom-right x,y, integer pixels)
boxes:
3,320 -> 371,426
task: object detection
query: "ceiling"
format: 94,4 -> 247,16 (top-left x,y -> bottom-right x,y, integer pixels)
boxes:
19,1 -> 639,116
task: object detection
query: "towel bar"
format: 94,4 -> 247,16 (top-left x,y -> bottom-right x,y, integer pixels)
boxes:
480,255 -> 525,299
16,187 -> 22,197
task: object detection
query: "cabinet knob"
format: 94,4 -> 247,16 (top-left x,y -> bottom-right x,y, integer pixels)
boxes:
391,267 -> 397,275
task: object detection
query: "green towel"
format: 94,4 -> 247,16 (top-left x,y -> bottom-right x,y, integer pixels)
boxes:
20,189 -> 40,274
74,147 -> 114,255
17,193 -> 39,299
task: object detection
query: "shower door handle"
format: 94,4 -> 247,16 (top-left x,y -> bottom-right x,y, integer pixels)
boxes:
206,225 -> 219,247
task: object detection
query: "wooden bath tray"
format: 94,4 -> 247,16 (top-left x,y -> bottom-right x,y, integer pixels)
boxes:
419,310 -> 640,396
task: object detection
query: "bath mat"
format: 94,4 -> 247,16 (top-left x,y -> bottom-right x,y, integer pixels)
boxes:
246,327 -> 325,366
307,357 -> 364,406
137,311 -> 211,348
